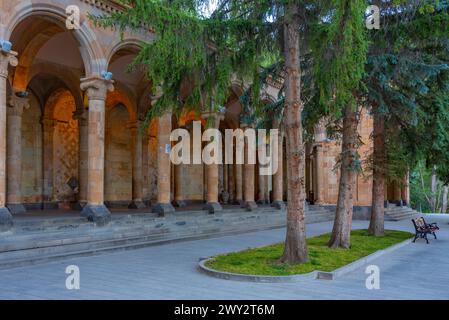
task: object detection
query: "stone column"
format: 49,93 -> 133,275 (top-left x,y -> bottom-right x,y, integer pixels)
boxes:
384,183 -> 389,207
79,76 -> 114,225
0,47 -> 17,231
272,131 -> 285,210
221,164 -> 229,204
401,174 -> 410,207
202,112 -> 224,213
152,111 -> 175,215
242,124 -> 257,211
235,163 -> 243,205
314,120 -> 327,205
173,162 -> 186,208
172,124 -> 186,208
257,170 -> 266,205
142,130 -> 150,205
393,181 -> 402,206
228,163 -> 235,204
6,93 -> 29,214
405,172 -> 410,206
128,120 -> 146,209
73,109 -> 88,209
314,144 -> 324,204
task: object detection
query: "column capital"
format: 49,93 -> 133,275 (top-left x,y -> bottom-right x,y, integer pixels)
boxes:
8,94 -> 29,116
201,111 -> 224,124
0,48 -> 18,79
272,116 -> 283,129
240,122 -> 255,130
314,119 -> 327,142
80,76 -> 114,101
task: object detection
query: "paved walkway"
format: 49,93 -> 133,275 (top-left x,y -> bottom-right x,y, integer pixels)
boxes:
0,216 -> 448,300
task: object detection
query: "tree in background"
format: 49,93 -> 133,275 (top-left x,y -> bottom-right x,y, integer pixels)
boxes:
314,0 -> 368,248
365,0 -> 449,235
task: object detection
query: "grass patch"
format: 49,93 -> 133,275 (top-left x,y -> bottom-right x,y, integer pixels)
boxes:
205,229 -> 412,276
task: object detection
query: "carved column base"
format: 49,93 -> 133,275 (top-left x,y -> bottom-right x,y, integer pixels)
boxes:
81,204 -> 111,226
6,203 -> 26,215
243,201 -> 258,211
220,191 -> 230,205
128,200 -> 146,209
271,200 -> 286,210
172,200 -> 187,208
203,202 -> 223,214
234,199 -> 244,206
73,201 -> 87,211
152,202 -> 175,217
0,208 -> 13,232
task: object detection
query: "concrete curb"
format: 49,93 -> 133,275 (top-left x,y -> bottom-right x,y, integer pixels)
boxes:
198,238 -> 413,283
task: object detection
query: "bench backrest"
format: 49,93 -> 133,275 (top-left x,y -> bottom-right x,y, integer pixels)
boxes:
412,217 -> 426,231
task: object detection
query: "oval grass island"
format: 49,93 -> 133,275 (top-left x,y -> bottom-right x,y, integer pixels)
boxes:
198,229 -> 413,282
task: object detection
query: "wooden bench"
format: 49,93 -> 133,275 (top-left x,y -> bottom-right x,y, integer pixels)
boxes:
412,217 -> 439,244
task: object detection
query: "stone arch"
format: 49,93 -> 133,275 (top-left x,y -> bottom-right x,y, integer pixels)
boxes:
5,2 -> 105,88
28,67 -> 83,113
105,86 -> 137,123
106,39 -> 143,67
40,88 -> 80,207
230,80 -> 248,98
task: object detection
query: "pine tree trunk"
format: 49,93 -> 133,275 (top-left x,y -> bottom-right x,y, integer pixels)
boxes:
368,109 -> 385,236
280,3 -> 308,264
442,185 -> 448,214
430,166 -> 437,212
329,104 -> 358,249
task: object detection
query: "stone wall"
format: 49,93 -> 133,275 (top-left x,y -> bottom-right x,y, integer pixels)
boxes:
318,108 -> 373,206
105,104 -> 132,203
52,90 -> 79,206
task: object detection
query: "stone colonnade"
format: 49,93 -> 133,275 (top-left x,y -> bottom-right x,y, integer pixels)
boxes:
0,47 -> 18,231
169,114 -> 285,214
0,45 -> 285,231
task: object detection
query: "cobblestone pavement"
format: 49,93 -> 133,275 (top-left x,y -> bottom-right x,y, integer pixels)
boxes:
0,217 -> 448,300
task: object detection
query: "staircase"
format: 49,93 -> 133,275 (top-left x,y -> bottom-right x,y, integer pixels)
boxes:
385,203 -> 420,221
0,205 -> 334,270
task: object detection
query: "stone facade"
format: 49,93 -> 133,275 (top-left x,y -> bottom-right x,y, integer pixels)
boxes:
0,0 -> 410,230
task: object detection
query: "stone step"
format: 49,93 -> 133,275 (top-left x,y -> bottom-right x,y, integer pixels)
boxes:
385,209 -> 419,221
3,209 -> 333,250
2,210 -> 287,248
10,206 -> 331,234
386,207 -> 413,212
386,209 -> 416,215
0,209 -> 334,270
6,211 -> 277,237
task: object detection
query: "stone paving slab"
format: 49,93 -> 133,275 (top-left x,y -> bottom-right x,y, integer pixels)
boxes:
0,216 -> 448,300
